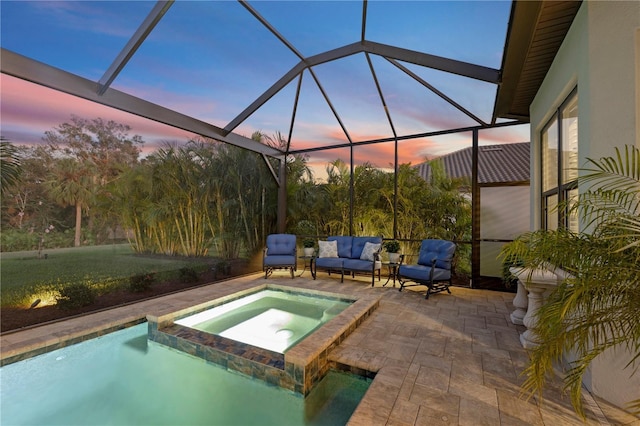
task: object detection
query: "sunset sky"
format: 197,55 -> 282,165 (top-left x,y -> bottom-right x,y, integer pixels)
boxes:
0,0 -> 529,175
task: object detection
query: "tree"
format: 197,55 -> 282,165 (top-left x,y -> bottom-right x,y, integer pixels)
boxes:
44,116 -> 142,181
43,116 -> 143,243
1,145 -> 66,251
500,145 -> 640,417
0,138 -> 21,197
46,158 -> 95,247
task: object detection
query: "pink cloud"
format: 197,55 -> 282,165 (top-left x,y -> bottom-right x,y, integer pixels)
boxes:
1,75 -> 193,148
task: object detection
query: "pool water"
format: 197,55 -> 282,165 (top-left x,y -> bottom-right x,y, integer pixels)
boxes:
174,289 -> 351,353
0,323 -> 369,426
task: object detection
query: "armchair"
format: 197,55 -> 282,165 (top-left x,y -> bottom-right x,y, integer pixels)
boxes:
398,239 -> 456,299
263,234 -> 297,279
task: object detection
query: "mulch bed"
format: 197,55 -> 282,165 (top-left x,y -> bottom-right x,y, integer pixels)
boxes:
1,261 -> 256,334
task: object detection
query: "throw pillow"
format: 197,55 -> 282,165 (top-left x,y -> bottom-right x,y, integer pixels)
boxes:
318,240 -> 338,258
359,242 -> 380,261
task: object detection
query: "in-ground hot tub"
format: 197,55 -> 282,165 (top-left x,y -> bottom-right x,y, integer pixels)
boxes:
174,289 -> 350,353
147,284 -> 379,395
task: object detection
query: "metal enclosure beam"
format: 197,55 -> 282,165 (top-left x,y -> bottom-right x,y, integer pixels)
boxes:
387,58 -> 488,126
98,1 -> 174,95
223,61 -> 307,134
239,0 -> 305,61
1,49 -> 282,157
363,41 -> 500,83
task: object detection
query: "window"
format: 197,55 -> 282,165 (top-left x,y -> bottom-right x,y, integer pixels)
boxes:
541,89 -> 578,231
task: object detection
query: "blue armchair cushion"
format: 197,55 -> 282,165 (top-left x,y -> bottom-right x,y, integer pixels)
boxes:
264,255 -> 296,267
398,264 -> 451,282
417,239 -> 456,269
265,234 -> 296,256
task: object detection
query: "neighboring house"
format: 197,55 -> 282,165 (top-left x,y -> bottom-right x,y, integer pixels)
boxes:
416,142 -> 530,282
494,1 -> 640,412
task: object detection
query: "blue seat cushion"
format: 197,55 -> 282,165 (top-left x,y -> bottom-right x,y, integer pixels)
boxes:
343,258 -> 379,272
315,257 -> 344,269
399,264 -> 451,282
264,255 -> 295,267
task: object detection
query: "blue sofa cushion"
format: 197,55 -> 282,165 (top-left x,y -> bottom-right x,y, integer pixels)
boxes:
352,236 -> 382,259
328,236 -> 352,259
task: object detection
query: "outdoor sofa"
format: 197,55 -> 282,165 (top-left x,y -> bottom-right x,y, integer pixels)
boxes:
313,236 -> 382,286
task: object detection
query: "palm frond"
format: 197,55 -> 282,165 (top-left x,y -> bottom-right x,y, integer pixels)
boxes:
503,145 -> 640,417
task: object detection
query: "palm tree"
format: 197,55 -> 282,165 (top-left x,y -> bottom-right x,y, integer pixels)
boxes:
47,158 -> 95,247
0,138 -> 21,197
500,145 -> 640,417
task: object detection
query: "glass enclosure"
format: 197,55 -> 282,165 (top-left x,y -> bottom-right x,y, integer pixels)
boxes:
1,1 -> 530,330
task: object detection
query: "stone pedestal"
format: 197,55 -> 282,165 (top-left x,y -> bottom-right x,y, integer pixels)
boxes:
509,269 -> 528,325
510,268 -> 560,349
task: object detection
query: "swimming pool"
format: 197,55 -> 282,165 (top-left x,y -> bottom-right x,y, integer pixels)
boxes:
0,323 -> 370,425
175,289 -> 351,353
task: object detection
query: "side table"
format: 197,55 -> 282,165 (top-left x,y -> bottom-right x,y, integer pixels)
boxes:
298,256 -> 316,277
382,262 -> 400,287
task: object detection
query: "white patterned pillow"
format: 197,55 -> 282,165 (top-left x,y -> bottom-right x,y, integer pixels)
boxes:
360,242 -> 380,261
318,240 -> 338,258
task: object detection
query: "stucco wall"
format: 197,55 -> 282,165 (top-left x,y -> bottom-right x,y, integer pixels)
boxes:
529,1 -> 640,411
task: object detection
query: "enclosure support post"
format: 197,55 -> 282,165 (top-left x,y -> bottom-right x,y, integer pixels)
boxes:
277,158 -> 287,233
471,129 -> 480,287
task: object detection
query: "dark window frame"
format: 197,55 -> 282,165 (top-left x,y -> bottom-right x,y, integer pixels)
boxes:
540,87 -> 578,230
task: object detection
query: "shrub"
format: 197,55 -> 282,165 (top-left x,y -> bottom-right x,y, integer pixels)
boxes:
0,229 -> 38,252
56,283 -> 95,310
179,267 -> 199,283
383,240 -> 401,253
1,281 -> 61,308
129,273 -> 155,292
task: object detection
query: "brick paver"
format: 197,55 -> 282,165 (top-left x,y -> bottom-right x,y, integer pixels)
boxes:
2,273 -> 638,425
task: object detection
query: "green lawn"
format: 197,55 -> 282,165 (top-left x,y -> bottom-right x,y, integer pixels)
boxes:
1,244 -> 214,307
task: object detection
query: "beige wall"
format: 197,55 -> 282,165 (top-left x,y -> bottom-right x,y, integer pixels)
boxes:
529,1 -> 640,411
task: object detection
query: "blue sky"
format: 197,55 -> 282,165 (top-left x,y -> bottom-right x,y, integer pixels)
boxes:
0,0 -> 529,172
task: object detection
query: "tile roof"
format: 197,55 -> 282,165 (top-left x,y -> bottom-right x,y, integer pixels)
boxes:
415,142 -> 530,185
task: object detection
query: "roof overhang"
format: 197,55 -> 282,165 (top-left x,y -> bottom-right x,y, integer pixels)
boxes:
492,0 -> 582,123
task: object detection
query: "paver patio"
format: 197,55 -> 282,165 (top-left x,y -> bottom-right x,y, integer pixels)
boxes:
1,272 -> 638,425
